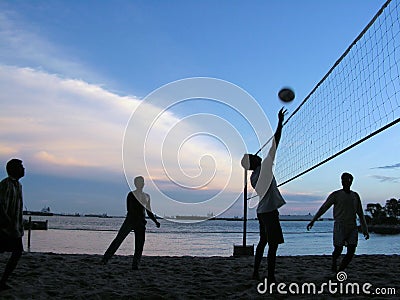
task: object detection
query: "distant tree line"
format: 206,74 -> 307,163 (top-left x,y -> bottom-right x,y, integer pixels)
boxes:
365,198 -> 400,225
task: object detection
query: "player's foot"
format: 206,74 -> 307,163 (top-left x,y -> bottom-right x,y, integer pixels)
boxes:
252,271 -> 260,281
267,275 -> 276,284
132,261 -> 139,270
331,260 -> 337,273
266,275 -> 277,292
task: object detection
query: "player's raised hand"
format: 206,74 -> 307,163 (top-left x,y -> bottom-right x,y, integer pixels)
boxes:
278,107 -> 288,123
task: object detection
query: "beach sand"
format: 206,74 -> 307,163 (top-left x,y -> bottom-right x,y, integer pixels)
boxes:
0,253 -> 398,299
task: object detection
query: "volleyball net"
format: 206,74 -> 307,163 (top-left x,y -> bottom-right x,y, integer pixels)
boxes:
274,0 -> 400,186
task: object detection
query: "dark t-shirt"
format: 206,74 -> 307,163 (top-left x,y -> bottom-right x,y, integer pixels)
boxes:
126,192 -> 146,224
0,177 -> 24,237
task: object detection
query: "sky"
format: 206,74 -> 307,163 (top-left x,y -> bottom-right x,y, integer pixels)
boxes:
0,0 -> 398,218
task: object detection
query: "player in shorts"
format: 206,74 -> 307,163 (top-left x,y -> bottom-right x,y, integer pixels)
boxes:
307,173 -> 369,272
242,108 -> 287,282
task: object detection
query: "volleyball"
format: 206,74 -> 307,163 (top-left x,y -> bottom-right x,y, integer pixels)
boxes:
278,88 -> 295,103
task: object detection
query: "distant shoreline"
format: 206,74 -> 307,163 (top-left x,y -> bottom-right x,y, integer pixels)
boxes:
24,212 -> 333,221
23,211 -> 333,222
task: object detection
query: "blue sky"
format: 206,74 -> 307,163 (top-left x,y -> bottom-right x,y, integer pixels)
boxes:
0,0 -> 398,217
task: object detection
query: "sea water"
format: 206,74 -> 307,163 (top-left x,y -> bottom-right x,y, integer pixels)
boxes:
24,216 -> 400,256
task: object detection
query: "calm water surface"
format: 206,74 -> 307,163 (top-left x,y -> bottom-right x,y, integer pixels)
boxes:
24,216 -> 400,256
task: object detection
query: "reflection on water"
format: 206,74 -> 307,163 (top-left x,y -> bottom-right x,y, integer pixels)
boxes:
24,216 -> 400,256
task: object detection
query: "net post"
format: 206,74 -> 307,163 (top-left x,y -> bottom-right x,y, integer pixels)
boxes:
28,216 -> 32,251
233,163 -> 254,256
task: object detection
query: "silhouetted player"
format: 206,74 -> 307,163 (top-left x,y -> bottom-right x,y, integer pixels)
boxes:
242,108 -> 287,282
102,176 -> 160,269
307,173 -> 369,272
0,159 -> 25,291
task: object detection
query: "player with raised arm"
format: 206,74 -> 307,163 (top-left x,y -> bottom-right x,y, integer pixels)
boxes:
242,108 -> 287,283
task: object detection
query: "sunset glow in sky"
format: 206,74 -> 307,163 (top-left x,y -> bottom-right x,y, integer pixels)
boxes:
0,0 -> 398,217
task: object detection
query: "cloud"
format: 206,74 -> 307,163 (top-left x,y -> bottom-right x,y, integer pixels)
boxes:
369,175 -> 400,183
0,145 -> 18,156
0,66 -> 138,178
371,162 -> 400,170
0,7 -> 254,208
0,65 -> 244,197
34,151 -> 97,168
0,10 -> 103,83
